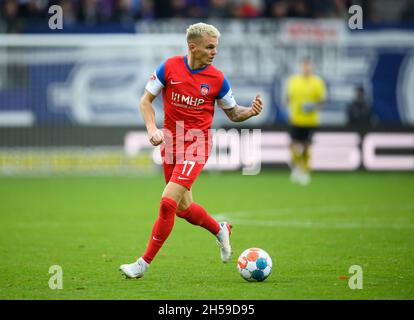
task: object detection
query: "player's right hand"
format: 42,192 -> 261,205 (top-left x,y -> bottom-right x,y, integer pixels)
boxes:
149,129 -> 164,146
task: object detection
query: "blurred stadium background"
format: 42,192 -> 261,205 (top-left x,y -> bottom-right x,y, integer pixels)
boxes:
0,0 -> 413,175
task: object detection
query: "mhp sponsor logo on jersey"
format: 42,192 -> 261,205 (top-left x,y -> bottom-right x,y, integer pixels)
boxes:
200,84 -> 210,96
171,92 -> 205,109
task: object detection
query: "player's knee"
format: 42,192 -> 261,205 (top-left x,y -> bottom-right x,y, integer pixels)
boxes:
159,197 -> 178,220
162,182 -> 187,203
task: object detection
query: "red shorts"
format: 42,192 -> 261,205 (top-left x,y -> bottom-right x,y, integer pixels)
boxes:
161,142 -> 210,190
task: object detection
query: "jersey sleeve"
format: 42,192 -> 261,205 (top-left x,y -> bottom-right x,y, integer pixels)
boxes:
145,61 -> 166,96
216,76 -> 237,109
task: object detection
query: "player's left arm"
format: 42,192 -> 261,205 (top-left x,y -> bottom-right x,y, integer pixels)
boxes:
216,76 -> 263,122
223,94 -> 263,122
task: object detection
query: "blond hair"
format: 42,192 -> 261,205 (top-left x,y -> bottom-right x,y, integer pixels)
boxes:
186,23 -> 221,43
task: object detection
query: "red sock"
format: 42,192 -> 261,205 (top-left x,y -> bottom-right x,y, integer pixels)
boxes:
176,202 -> 221,235
142,197 -> 177,264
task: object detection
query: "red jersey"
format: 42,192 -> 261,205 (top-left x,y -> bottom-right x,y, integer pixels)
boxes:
145,55 -> 236,139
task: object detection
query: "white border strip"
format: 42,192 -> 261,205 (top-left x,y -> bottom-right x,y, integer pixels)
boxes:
0,111 -> 35,126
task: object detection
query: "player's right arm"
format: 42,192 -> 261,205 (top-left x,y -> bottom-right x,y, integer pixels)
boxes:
140,90 -> 164,146
140,61 -> 167,146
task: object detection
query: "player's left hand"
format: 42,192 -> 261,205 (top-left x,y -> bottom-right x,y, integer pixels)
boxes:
250,93 -> 263,116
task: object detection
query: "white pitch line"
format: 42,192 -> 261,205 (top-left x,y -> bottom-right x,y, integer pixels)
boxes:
214,204 -> 414,218
212,204 -> 414,230
226,218 -> 414,230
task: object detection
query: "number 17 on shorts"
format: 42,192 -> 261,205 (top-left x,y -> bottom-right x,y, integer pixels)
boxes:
171,160 -> 206,189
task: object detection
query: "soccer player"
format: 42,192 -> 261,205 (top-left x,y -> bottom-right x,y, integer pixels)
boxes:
285,57 -> 326,186
120,22 -> 263,278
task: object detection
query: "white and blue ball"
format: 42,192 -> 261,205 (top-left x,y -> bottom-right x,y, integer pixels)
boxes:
237,248 -> 272,282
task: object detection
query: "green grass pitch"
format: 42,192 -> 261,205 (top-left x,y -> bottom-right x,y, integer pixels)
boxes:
0,171 -> 413,299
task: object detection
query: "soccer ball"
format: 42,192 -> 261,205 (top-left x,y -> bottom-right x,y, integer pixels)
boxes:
237,248 -> 272,282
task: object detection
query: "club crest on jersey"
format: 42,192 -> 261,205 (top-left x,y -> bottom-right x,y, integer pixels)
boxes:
200,84 -> 210,96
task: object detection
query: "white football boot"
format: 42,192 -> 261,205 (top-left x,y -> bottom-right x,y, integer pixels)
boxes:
119,257 -> 149,279
216,222 -> 232,263
290,167 -> 300,184
298,170 -> 311,186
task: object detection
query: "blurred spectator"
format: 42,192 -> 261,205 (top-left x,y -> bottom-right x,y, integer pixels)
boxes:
170,0 -> 189,18
77,0 -> 105,25
58,0 -> 77,27
268,0 -> 288,19
331,0 -> 350,19
137,0 -> 155,21
0,0 -> 29,86
231,0 -> 262,18
153,0 -> 172,18
288,0 -> 310,18
309,0 -> 343,18
1,0 -> 25,33
371,0 -> 406,22
208,0 -> 232,18
400,0 -> 414,21
20,0 -> 47,23
187,0 -> 207,18
112,0 -> 134,24
347,86 -> 378,127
